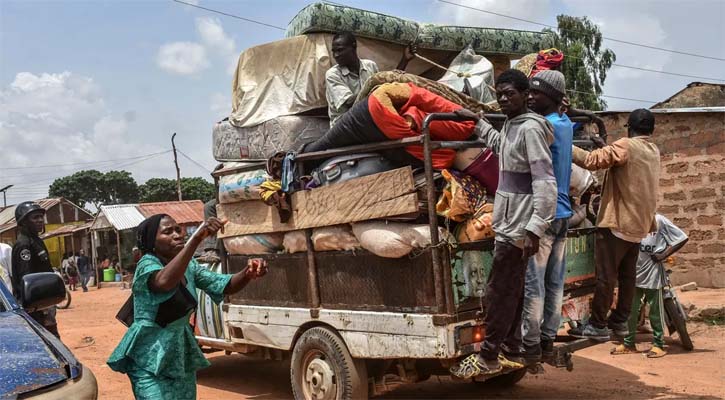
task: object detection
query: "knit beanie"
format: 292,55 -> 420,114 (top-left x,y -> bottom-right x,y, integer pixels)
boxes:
530,70 -> 566,103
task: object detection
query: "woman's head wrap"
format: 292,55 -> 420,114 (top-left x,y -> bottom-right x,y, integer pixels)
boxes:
136,214 -> 169,254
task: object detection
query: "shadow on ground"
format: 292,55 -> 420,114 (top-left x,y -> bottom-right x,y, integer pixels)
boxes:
196,351 -> 720,400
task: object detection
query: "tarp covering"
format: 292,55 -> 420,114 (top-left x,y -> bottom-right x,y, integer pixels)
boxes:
230,34 -> 462,128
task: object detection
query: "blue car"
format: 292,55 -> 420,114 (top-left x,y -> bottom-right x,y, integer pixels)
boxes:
0,273 -> 98,399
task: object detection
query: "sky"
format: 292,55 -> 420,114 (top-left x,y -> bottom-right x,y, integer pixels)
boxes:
1,0 -> 723,206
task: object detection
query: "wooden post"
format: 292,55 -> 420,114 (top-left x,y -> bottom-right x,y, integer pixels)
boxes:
115,228 -> 122,280
172,133 -> 182,201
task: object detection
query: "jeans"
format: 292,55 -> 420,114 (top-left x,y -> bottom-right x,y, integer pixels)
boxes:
590,228 -> 640,328
521,218 -> 568,346
480,241 -> 527,360
80,272 -> 91,290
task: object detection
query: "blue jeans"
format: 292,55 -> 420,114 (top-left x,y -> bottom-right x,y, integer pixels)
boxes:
521,218 -> 568,346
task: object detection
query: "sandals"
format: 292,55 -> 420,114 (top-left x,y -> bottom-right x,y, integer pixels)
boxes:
498,353 -> 525,369
450,354 -> 502,379
646,346 -> 667,358
610,344 -> 638,355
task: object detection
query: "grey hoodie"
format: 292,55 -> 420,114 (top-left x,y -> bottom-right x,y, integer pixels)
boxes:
474,112 -> 557,247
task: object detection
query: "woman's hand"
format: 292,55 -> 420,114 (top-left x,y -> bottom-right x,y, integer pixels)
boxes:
195,217 -> 228,241
244,258 -> 268,279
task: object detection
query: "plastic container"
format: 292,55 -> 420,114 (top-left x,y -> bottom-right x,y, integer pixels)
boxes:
103,268 -> 116,282
115,273 -> 122,282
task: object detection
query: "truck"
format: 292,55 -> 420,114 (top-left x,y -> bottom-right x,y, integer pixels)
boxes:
194,113 -> 601,399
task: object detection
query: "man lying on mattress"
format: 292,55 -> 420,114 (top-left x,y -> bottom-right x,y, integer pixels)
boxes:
304,82 -> 498,193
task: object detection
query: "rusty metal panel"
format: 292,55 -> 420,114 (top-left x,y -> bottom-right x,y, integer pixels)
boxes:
315,249 -> 437,313
226,253 -> 311,307
137,200 -> 204,225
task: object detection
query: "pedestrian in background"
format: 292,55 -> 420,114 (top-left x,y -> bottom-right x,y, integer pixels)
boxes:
77,249 -> 91,292
612,214 -> 689,358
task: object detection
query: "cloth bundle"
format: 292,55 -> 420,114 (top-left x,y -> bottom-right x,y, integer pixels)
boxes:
435,169 -> 488,222
224,233 -> 284,255
218,169 -> 269,204
453,147 -> 499,195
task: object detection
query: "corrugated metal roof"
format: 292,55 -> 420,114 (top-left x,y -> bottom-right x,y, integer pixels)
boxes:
0,198 -> 63,233
41,221 -> 92,239
137,200 -> 204,225
94,204 -> 145,231
598,107 -> 725,115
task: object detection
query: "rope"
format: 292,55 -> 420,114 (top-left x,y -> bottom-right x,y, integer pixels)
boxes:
413,53 -> 473,78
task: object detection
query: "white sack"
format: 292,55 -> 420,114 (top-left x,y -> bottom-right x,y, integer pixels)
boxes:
312,225 -> 361,252
283,230 -> 308,254
352,221 -> 446,258
570,164 -> 594,197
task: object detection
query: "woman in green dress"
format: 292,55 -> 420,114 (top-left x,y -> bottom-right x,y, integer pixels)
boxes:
108,214 -> 266,399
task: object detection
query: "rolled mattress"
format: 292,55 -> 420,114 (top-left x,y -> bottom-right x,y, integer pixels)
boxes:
213,116 -> 329,162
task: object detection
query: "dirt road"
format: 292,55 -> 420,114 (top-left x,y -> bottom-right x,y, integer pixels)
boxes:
57,287 -> 725,399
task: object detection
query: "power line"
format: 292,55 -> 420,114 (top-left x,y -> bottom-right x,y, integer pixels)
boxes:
567,89 -> 656,104
177,150 -> 212,174
0,150 -> 171,171
171,0 -> 286,31
437,0 -> 725,62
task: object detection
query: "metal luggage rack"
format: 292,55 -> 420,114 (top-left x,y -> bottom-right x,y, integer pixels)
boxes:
213,112 -> 597,321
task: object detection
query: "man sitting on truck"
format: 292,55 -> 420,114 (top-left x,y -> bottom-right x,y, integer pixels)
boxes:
568,108 -> 660,341
520,70 -> 573,363
326,31 -> 415,126
450,69 -> 557,378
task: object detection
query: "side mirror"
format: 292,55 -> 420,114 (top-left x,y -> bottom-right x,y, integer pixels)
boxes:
21,272 -> 66,313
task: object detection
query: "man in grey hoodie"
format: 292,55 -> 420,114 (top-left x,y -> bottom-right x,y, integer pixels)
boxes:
451,69 -> 558,378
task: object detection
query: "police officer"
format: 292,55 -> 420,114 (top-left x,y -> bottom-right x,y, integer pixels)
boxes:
11,201 -> 60,338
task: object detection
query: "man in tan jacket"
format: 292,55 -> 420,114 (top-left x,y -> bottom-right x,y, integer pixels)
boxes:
568,109 -> 660,341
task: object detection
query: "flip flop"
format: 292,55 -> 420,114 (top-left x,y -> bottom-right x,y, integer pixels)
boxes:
610,344 -> 638,355
498,353 -> 525,369
646,346 -> 667,358
450,354 -> 502,379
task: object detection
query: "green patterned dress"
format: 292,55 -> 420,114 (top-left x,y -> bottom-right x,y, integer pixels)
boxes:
107,254 -> 232,400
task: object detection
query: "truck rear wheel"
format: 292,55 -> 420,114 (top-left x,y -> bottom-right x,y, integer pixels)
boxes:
291,326 -> 368,400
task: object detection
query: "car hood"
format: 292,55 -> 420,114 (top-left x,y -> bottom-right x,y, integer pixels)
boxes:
0,312 -> 68,397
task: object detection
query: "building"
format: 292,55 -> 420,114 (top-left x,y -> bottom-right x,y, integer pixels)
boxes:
0,198 -> 94,268
89,200 -> 205,281
598,86 -> 724,287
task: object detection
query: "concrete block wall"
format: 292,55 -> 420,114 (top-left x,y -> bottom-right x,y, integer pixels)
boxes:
599,111 -> 724,287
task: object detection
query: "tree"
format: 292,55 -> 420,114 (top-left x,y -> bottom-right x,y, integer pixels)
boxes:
545,15 -> 616,110
139,177 -> 215,203
49,169 -> 139,210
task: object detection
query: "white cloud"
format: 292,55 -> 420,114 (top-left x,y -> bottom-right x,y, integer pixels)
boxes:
0,71 -> 165,203
156,41 -> 210,75
197,17 -> 235,54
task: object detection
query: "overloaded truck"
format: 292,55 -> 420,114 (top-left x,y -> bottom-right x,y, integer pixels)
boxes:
194,3 -> 602,398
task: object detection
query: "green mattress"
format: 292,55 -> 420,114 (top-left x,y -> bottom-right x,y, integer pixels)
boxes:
285,2 -> 553,57
285,2 -> 420,45
417,24 -> 555,56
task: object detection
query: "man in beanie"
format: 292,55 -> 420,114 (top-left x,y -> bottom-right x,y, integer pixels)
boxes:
519,70 -> 573,363
569,108 -> 660,341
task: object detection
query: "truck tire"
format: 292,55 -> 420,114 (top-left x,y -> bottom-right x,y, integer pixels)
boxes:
663,297 -> 694,351
476,368 -> 527,388
291,326 -> 368,400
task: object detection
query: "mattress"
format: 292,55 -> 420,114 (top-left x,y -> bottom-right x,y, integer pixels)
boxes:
417,24 -> 555,56
212,116 -> 329,161
285,2 -> 420,45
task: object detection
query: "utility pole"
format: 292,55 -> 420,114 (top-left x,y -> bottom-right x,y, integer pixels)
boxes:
0,185 -> 13,207
171,133 -> 182,201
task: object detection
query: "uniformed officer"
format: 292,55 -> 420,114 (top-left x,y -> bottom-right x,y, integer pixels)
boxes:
11,201 -> 60,338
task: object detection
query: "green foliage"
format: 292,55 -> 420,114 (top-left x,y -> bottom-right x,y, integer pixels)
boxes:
49,169 -> 138,210
545,15 -> 616,110
139,177 -> 215,203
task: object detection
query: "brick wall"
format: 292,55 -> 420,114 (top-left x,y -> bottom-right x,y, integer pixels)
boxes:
599,110 -> 725,287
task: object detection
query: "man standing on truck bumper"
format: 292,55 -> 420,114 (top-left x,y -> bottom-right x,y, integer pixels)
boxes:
451,69 -> 557,378
568,109 -> 660,341
520,70 -> 573,363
